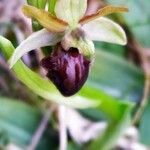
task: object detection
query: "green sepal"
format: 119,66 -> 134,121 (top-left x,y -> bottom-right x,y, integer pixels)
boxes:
48,0 -> 57,16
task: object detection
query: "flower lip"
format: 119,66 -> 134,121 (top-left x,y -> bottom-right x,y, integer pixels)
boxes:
41,43 -> 90,97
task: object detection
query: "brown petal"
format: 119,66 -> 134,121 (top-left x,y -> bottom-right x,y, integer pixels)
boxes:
22,5 -> 68,32
79,5 -> 128,25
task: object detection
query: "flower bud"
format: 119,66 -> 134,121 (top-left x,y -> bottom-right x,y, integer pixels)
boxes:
41,43 -> 90,96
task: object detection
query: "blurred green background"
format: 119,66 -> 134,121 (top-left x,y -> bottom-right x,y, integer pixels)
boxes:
0,0 -> 150,150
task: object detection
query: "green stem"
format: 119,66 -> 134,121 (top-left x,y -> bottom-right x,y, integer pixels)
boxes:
89,105 -> 132,150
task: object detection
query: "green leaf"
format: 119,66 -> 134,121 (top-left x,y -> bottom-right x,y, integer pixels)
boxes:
79,86 -> 133,120
83,17 -> 127,45
9,29 -> 63,68
88,104 -> 132,150
88,49 -> 144,102
55,0 -> 87,27
94,41 -> 125,56
0,97 -> 41,145
0,97 -> 57,149
67,142 -> 82,150
79,73 -> 134,149
125,0 -> 150,47
79,108 -> 107,122
106,0 -> 150,47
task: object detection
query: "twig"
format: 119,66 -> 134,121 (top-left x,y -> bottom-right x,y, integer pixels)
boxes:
59,105 -> 68,150
132,44 -> 150,124
26,106 -> 54,150
132,75 -> 150,125
125,33 -> 150,125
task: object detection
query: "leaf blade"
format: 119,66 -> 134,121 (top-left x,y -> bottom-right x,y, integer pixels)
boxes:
89,104 -> 132,150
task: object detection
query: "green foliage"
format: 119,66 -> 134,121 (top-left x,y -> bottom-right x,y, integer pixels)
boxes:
107,0 -> 150,47
88,49 -> 144,102
0,97 -> 41,145
0,97 -> 57,150
88,105 -> 132,150
124,0 -> 150,47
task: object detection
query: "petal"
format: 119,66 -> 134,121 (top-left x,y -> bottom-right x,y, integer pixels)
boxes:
55,0 -> 87,26
82,17 -> 127,45
80,5 -> 128,25
9,29 -> 63,68
22,5 -> 68,32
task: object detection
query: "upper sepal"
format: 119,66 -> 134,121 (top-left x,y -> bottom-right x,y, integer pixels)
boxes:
55,0 -> 87,27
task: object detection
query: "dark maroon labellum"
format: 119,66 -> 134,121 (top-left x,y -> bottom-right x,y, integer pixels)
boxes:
40,43 -> 90,97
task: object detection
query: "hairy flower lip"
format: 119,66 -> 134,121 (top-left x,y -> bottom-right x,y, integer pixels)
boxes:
41,43 -> 90,97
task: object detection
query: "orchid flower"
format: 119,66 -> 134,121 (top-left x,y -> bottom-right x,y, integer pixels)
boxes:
9,0 -> 128,96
